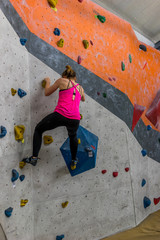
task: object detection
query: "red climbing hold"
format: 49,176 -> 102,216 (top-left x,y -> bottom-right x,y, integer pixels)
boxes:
90,40 -> 93,45
125,167 -> 129,172
77,56 -> 82,64
113,172 -> 118,177
78,0 -> 83,2
108,77 -> 112,81
131,104 -> 146,132
97,92 -> 100,96
154,197 -> 160,205
102,170 -> 107,174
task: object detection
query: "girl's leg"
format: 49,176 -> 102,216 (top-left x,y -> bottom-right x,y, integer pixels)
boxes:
32,112 -> 64,157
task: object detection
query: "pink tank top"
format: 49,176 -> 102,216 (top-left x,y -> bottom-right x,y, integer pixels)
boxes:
54,81 -> 81,120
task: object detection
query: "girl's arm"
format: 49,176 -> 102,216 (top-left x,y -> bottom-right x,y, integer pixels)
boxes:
44,78 -> 61,96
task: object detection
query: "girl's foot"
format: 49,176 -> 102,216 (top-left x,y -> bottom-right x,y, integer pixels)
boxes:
22,156 -> 40,166
70,158 -> 79,170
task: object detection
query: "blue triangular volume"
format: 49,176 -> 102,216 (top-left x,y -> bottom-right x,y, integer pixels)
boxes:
18,88 -> 27,98
20,38 -> 27,46
60,125 -> 99,176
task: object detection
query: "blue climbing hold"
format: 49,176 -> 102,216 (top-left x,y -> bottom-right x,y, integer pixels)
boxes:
56,235 -> 65,240
60,125 -> 98,177
54,28 -> 60,36
18,88 -> 27,98
4,207 -> 13,217
141,149 -> 147,157
0,126 -> 7,138
141,179 -> 146,187
11,169 -> 19,182
19,175 -> 25,182
20,38 -> 27,46
147,125 -> 152,131
143,196 -> 151,209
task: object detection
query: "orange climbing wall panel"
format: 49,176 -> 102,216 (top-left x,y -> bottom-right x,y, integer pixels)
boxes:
9,0 -> 160,129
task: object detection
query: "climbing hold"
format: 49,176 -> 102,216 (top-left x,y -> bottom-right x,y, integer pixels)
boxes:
108,77 -> 112,81
4,207 -> 13,217
80,114 -> 83,120
90,40 -> 93,45
78,138 -> 81,144
78,0 -> 83,2
103,93 -> 107,98
141,179 -> 146,187
139,44 -> 147,52
83,40 -> 89,49
14,125 -> 25,142
113,172 -> 118,177
0,126 -> 7,138
20,199 -> 28,207
11,169 -> 19,182
48,0 -> 58,8
77,56 -> 82,64
129,54 -> 132,63
19,175 -> 25,182
57,38 -> 64,48
143,196 -> 151,209
125,167 -> 129,172
101,170 -> 107,174
141,149 -> 147,157
97,92 -> 100,96
20,38 -> 27,46
154,197 -> 160,205
43,135 -> 53,145
91,145 -> 95,150
131,104 -> 146,132
56,235 -> 65,240
121,61 -> 125,71
97,15 -> 106,23
18,88 -> 27,98
61,201 -> 69,208
112,77 -> 116,81
147,125 -> 152,131
42,80 -> 46,88
54,28 -> 60,36
11,88 -> 17,96
51,7 -> 57,12
19,161 -> 26,169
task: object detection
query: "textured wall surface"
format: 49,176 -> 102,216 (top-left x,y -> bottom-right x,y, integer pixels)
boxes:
0,1 -> 160,240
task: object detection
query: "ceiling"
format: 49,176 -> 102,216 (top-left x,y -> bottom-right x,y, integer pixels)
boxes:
91,0 -> 160,43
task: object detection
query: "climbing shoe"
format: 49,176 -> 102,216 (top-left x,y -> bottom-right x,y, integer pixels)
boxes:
70,158 -> 79,170
22,156 -> 40,166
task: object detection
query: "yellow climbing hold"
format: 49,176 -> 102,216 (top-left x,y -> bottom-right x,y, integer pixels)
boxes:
14,125 -> 25,142
78,138 -> 81,144
57,38 -> 64,48
19,161 -> 26,169
20,199 -> 28,207
11,88 -> 17,96
51,7 -> 57,12
42,80 -> 46,88
43,135 -> 53,145
48,0 -> 58,8
83,40 -> 89,49
62,201 -> 69,208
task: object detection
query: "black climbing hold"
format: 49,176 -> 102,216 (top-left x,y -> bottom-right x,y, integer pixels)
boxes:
20,38 -> 27,46
121,61 -> 125,71
139,44 -> 147,52
0,126 -> 7,138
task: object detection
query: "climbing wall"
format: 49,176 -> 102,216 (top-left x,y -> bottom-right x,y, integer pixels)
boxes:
0,0 -> 160,240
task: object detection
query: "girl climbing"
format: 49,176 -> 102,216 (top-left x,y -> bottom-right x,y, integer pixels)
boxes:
22,65 -> 85,170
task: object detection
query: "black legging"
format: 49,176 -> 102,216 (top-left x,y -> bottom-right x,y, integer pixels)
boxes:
32,112 -> 80,160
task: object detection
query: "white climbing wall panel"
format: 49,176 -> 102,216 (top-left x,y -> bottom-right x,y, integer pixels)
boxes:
0,8 -> 160,240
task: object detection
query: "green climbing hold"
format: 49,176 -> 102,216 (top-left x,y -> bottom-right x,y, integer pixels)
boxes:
97,15 -> 106,23
129,54 -> 132,63
103,93 -> 107,98
121,61 -> 125,71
